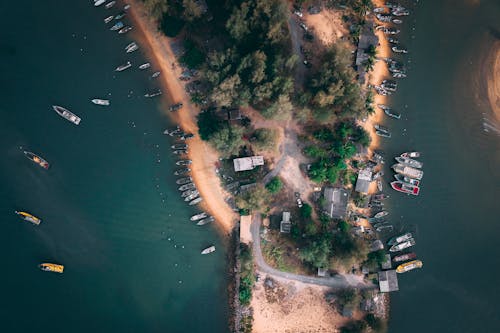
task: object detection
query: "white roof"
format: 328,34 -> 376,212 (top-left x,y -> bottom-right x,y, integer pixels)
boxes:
233,156 -> 264,172
358,168 -> 373,181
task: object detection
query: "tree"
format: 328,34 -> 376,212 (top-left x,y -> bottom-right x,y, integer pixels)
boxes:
208,125 -> 245,157
300,203 -> 312,219
261,94 -> 293,120
299,238 -> 331,268
182,0 -> 204,22
144,0 -> 169,22
265,177 -> 283,194
236,184 -> 271,212
197,109 -> 224,141
253,128 -> 278,152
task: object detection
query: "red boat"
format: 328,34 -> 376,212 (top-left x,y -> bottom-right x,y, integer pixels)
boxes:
24,151 -> 49,169
392,252 -> 417,263
390,181 -> 420,195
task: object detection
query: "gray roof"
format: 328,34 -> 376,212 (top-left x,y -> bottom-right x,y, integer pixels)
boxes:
233,156 -> 264,172
280,211 -> 291,233
355,169 -> 373,194
323,187 -> 349,219
378,270 -> 399,292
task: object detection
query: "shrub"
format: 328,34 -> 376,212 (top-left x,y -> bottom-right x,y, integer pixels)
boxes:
265,177 -> 283,194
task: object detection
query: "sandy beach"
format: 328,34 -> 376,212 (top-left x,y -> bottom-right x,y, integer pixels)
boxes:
127,1 -> 238,234
485,41 -> 500,121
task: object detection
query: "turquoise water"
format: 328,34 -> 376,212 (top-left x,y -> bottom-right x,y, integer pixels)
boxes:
0,1 -> 229,332
381,1 -> 500,332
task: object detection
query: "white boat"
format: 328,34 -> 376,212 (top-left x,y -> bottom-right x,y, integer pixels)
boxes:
400,151 -> 420,158
91,98 -> 110,106
201,245 -> 215,254
105,1 -> 116,9
125,42 -> 138,53
94,0 -> 106,7
104,15 -> 114,23
152,71 -> 161,78
118,26 -> 133,34
395,156 -> 423,169
52,105 -> 81,125
115,61 -> 132,72
139,63 -> 151,70
392,163 -> 423,180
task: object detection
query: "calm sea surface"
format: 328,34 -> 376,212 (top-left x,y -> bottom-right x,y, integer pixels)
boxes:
0,1 -> 229,332
381,1 -> 500,332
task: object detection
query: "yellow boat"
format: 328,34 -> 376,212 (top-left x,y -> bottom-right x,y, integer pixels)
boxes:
39,263 -> 64,273
396,260 -> 423,273
15,211 -> 41,225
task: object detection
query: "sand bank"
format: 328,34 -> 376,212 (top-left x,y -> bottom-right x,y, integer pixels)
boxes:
128,1 -> 237,234
485,41 -> 500,121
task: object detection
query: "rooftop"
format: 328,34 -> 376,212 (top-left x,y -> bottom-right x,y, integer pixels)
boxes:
280,211 -> 291,233
378,270 -> 399,292
322,187 -> 349,219
355,168 -> 373,194
233,156 -> 264,172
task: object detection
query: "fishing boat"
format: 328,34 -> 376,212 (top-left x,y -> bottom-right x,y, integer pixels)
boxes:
52,105 -> 81,125
392,252 -> 417,262
172,144 -> 188,150
375,86 -> 390,96
377,179 -> 383,191
139,63 -> 151,70
105,1 -> 116,9
374,124 -> 390,133
400,151 -> 420,158
92,98 -> 110,106
389,238 -> 416,252
125,42 -> 138,53
376,129 -> 391,138
178,183 -> 196,191
176,177 -> 192,185
390,181 -> 420,195
24,151 -> 49,169
392,18 -> 403,24
94,0 -> 106,6
169,103 -> 183,112
388,37 -> 399,44
15,211 -> 41,225
110,21 -> 124,31
181,189 -> 198,197
381,80 -> 397,91
396,260 -> 423,273
392,163 -> 423,180
201,245 -> 215,254
173,149 -> 187,155
180,133 -> 195,140
373,7 -> 386,13
373,193 -> 389,201
39,263 -> 64,273
163,126 -> 179,135
190,212 -> 208,221
372,171 -> 384,180
114,12 -> 126,20
374,211 -> 389,219
384,108 -> 401,119
176,160 -> 192,166
376,14 -> 393,22
376,225 -> 393,232
392,9 -> 410,16
115,61 -> 132,72
394,173 -> 420,186
124,4 -> 131,10
189,197 -> 203,206
395,156 -> 423,168
184,192 -> 200,202
151,71 -> 161,78
388,232 -> 413,245
392,72 -> 407,78
144,90 -> 162,98
197,216 -> 214,226
104,15 -> 114,23
392,46 -> 408,54
174,168 -> 190,176
118,26 -> 133,34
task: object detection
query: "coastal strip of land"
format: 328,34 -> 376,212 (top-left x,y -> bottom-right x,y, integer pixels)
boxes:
486,41 -> 500,121
127,1 -> 238,233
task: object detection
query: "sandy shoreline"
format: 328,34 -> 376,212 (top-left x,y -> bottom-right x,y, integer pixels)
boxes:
127,1 -> 238,234
485,41 -> 500,121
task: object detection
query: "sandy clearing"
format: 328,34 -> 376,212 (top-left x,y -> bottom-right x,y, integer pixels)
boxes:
303,10 -> 348,47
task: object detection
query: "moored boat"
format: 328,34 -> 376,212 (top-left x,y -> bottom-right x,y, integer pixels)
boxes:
104,15 -> 114,23
53,105 -> 81,125
15,211 -> 41,225
94,0 -> 106,6
189,197 -> 203,206
392,72 -> 407,79
125,42 -> 138,53
392,46 -> 408,54
24,151 -> 49,169
184,192 -> 200,202
190,212 -> 208,221
392,252 -> 417,262
114,12 -> 126,20
388,232 -> 413,245
176,177 -> 192,185
376,130 -> 391,138
201,245 -> 215,254
197,216 -> 214,226
176,159 -> 192,166
139,62 -> 151,70
396,260 -> 423,273
389,238 -> 416,252
384,108 -> 401,119
172,144 -> 188,150
152,71 -> 161,78
173,149 -> 188,155
394,173 -> 420,186
181,189 -> 198,198
395,156 -> 423,168
374,211 -> 389,219
105,1 -> 116,9
390,181 -> 420,195
377,179 -> 383,191
376,225 -> 393,232
92,98 -> 110,106
174,168 -> 190,176
392,163 -> 423,180
373,193 -> 389,201
110,21 -> 124,31
169,103 -> 183,112
178,183 -> 196,191
400,151 -> 420,158
118,26 -> 133,34
115,61 -> 132,72
39,263 -> 64,273
144,90 -> 162,98
392,18 -> 403,24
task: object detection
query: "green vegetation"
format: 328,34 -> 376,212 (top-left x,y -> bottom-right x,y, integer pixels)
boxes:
180,39 -> 205,69
253,128 -> 279,152
300,203 -> 313,219
265,177 -> 283,194
236,184 -> 271,212
299,237 -> 331,269
336,288 -> 361,310
239,244 -> 255,305
143,0 -> 169,22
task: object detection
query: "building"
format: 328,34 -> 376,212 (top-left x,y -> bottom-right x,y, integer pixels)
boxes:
355,20 -> 379,84
378,270 -> 399,292
233,156 -> 264,172
355,168 -> 373,194
323,187 -> 349,219
280,211 -> 291,233
370,239 -> 384,252
239,215 -> 252,244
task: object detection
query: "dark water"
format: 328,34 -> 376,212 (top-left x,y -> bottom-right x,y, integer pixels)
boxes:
381,1 -> 500,332
0,1 -> 229,332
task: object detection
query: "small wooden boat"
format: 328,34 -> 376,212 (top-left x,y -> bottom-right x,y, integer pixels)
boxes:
24,151 -> 49,169
189,197 -> 203,206
176,177 -> 192,185
201,245 -> 215,254
174,168 -> 190,176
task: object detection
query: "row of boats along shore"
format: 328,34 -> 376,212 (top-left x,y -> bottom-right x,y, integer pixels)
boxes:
367,3 -> 423,275
13,1 -> 216,273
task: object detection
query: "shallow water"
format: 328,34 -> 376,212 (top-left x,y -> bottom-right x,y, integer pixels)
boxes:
0,1 -> 229,332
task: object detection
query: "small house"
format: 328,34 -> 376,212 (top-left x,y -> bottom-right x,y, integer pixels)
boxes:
323,187 -> 349,219
378,270 -> 399,292
233,156 -> 264,172
280,211 -> 291,233
355,168 -> 372,194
